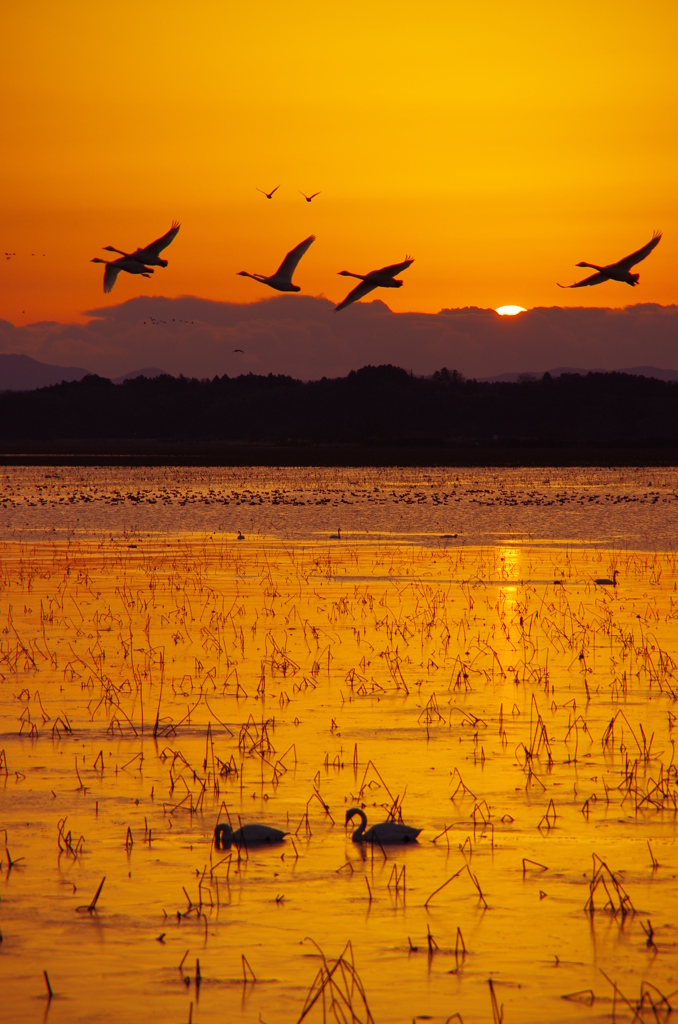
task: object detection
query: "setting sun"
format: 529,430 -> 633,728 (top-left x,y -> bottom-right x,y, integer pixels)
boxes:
495,305 -> 527,316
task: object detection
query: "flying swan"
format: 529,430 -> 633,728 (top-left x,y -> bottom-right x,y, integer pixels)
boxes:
102,221 -> 181,268
335,257 -> 414,311
237,235 -> 315,292
557,232 -> 662,288
90,255 -> 154,294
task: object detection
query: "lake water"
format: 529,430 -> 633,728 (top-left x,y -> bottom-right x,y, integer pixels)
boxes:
0,467 -> 677,1024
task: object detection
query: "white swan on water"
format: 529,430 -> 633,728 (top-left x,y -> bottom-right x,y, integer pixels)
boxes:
594,570 -> 619,587
214,822 -> 288,849
346,807 -> 422,845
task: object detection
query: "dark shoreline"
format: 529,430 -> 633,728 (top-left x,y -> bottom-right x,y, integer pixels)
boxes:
2,365 -> 678,466
0,442 -> 677,467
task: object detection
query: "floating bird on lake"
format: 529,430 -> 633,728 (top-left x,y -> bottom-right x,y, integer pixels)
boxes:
90,255 -> 154,294
300,190 -> 321,202
330,527 -> 341,540
594,570 -> 619,587
345,808 -> 422,845
557,232 -> 662,289
102,222 -> 181,268
257,185 -> 280,199
237,235 -> 315,292
214,822 -> 288,850
335,257 -> 414,311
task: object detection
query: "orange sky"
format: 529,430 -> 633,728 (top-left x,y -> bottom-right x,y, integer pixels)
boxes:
2,1 -> 677,325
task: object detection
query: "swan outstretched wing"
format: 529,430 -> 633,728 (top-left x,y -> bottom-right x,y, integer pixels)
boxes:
275,234 -> 315,282
613,230 -> 662,272
557,271 -> 609,289
137,222 -> 181,259
374,257 -> 414,279
103,263 -> 121,293
335,279 -> 378,311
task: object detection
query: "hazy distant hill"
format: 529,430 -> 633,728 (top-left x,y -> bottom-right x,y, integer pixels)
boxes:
1,299 -> 677,382
483,365 -> 678,383
0,353 -> 89,391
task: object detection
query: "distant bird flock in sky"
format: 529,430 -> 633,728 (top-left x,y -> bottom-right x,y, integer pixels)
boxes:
91,186 -> 663,311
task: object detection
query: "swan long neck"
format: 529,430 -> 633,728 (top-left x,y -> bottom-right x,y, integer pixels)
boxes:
339,271 -> 365,280
214,823 -> 233,849
347,807 -> 367,835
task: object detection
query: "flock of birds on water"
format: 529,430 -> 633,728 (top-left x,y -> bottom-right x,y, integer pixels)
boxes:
90,186 -> 663,310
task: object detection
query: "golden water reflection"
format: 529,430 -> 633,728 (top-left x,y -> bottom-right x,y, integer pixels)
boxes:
0,536 -> 677,1023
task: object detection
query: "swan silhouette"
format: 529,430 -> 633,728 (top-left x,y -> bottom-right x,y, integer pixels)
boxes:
594,570 -> 619,587
257,185 -> 280,199
237,235 -> 315,293
90,255 -> 154,294
335,257 -> 414,311
300,190 -> 321,202
103,222 -> 181,268
345,807 -> 422,845
214,822 -> 288,850
558,231 -> 662,288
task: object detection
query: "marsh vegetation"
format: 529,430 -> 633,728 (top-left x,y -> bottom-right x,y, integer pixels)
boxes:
0,468 -> 677,1022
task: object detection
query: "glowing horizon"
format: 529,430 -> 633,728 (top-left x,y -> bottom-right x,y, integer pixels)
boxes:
1,1 -> 676,327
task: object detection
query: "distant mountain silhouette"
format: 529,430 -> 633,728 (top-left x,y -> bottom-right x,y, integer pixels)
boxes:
483,365 -> 678,383
1,298 -> 677,382
0,353 -> 89,391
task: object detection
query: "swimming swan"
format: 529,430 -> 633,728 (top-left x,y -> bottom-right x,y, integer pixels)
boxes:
214,822 -> 288,850
345,807 -> 422,845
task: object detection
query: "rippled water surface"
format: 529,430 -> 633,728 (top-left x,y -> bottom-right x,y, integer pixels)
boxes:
0,468 -> 677,1024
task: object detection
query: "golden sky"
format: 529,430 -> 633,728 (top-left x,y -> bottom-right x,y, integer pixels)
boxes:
2,0 -> 677,324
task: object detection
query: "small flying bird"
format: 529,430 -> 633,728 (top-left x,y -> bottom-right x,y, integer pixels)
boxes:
237,234 -> 315,292
102,221 -> 181,268
257,185 -> 280,199
346,808 -> 422,845
214,822 -> 288,849
299,190 -> 321,202
557,231 -> 662,289
335,257 -> 414,311
234,348 -> 244,353
90,255 -> 154,294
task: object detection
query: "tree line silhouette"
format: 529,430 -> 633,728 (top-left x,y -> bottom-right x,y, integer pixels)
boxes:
1,365 -> 677,451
